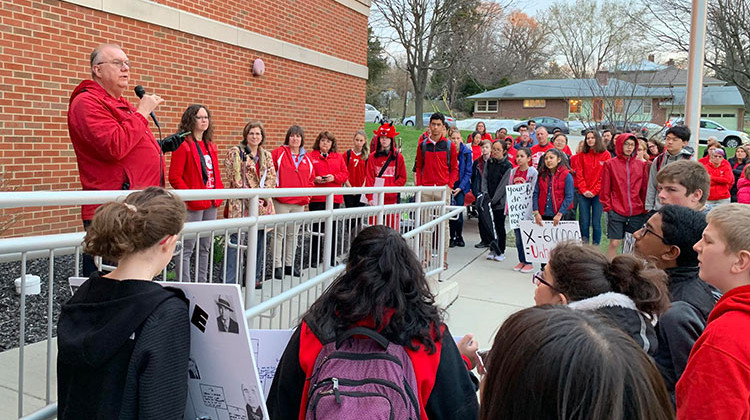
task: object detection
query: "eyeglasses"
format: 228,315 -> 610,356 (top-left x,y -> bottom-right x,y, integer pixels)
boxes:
532,270 -> 561,293
638,224 -> 667,243
96,59 -> 131,69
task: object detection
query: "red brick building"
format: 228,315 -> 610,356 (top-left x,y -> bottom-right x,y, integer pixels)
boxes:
0,0 -> 370,237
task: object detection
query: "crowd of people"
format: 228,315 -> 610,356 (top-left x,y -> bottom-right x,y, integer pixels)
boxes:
58,44 -> 750,419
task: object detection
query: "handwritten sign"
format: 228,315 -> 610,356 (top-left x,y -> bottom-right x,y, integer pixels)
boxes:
249,329 -> 295,398
519,220 -> 581,263
506,183 -> 534,229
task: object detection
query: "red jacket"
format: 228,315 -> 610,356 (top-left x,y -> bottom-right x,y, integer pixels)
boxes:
271,146 -> 315,206
68,80 -> 165,220
168,136 -> 224,211
471,145 -> 482,161
345,150 -> 367,188
506,146 -> 517,167
702,159 -> 734,200
266,319 -> 479,420
676,284 -> 750,419
537,167 -> 574,214
415,137 -> 458,187
309,150 -> 349,204
574,150 -> 611,196
600,134 -> 649,216
738,177 -> 750,204
530,142 -> 554,168
365,150 -> 407,204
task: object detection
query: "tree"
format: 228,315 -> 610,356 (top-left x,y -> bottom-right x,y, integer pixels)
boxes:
632,0 -> 750,110
366,26 -> 389,107
372,0 -> 491,128
543,0 -> 646,79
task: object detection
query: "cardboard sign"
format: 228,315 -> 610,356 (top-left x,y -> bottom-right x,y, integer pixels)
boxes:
160,282 -> 268,420
506,183 -> 534,229
249,329 -> 295,398
519,220 -> 581,263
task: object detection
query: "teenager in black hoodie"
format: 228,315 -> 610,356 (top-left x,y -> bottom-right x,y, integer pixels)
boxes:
57,187 -> 190,419
633,204 -> 718,401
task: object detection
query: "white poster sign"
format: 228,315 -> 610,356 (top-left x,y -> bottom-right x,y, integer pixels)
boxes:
506,183 -> 534,229
159,282 -> 268,420
519,220 -> 581,263
249,329 -> 295,398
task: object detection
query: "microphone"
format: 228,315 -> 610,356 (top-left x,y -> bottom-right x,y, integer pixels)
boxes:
159,131 -> 190,153
134,85 -> 161,128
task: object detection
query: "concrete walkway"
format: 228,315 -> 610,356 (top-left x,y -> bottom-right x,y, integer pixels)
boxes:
440,219 -> 536,349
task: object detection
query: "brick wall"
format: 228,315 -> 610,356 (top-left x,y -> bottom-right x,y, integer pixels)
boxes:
0,0 -> 366,238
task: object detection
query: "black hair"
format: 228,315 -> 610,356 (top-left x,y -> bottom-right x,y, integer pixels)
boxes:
548,242 -> 670,317
666,125 -> 691,142
429,112 -> 445,124
516,147 -> 531,159
658,205 -> 707,267
518,124 -> 528,130
480,306 -> 674,420
528,119 -> 536,124
178,104 -> 214,142
303,226 -> 443,353
537,148 -> 570,179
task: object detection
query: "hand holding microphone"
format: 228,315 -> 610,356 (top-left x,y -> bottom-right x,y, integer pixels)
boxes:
134,85 -> 164,128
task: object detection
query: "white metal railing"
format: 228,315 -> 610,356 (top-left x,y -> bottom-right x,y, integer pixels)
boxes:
0,186 -> 461,419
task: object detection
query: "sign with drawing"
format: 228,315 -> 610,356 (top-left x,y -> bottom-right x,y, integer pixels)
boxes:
506,183 -> 534,229
519,220 -> 581,263
249,329 -> 295,398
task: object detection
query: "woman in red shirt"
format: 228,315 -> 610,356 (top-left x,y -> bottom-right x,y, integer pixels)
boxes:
308,131 -> 349,267
366,123 -> 407,230
168,104 -> 224,283
271,125 -> 316,279
574,130 -> 610,246
702,148 -> 734,205
343,130 -> 369,208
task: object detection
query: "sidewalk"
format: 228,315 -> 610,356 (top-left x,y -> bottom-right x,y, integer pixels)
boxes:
438,219 -> 536,349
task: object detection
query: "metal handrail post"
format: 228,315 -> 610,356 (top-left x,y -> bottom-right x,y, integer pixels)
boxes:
245,195 -> 260,309
323,193 -> 334,271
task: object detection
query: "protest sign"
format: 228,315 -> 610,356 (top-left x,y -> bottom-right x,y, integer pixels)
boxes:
159,282 -> 268,420
506,183 -> 534,229
519,220 -> 581,263
249,329 -> 294,398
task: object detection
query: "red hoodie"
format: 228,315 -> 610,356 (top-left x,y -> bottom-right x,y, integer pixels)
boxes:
168,136 -> 224,211
308,150 -> 349,204
574,150 -> 611,196
677,284 -> 750,419
415,137 -> 458,187
365,150 -> 407,204
271,145 -> 316,206
702,159 -> 734,201
67,80 -> 164,220
600,134 -> 649,216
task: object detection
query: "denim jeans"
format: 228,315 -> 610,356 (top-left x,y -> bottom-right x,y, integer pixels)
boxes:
449,190 -> 466,240
514,228 -> 528,264
578,195 -> 602,245
225,230 -> 266,285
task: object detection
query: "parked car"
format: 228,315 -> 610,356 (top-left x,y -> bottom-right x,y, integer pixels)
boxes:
513,117 -> 569,134
365,104 -> 382,123
576,120 -> 652,137
666,118 -> 749,148
403,113 -> 457,127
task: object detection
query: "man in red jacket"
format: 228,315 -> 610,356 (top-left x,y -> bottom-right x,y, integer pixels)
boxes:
600,133 -> 649,259
68,44 -> 166,275
415,112 -> 458,268
676,204 -> 750,419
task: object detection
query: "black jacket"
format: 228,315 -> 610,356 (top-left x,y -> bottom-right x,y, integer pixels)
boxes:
655,266 -> 717,397
57,273 -> 190,419
484,157 -> 513,210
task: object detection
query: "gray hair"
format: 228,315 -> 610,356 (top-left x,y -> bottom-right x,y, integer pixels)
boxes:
90,44 -> 122,78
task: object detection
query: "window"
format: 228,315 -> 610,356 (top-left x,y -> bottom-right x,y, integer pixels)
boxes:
708,113 -> 722,118
614,99 -> 624,114
703,121 -> 722,130
475,100 -> 498,112
569,99 -> 582,114
523,99 -> 546,108
642,99 -> 652,114
723,113 -> 736,118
